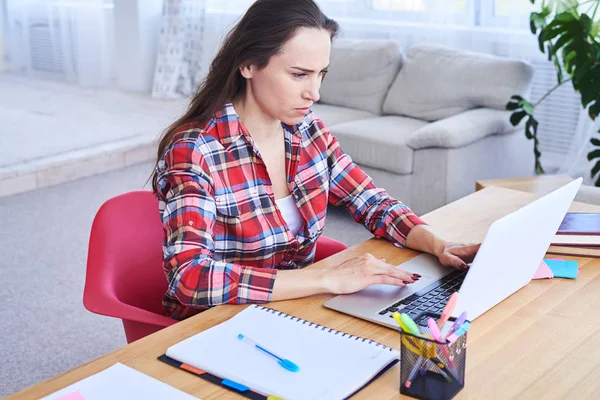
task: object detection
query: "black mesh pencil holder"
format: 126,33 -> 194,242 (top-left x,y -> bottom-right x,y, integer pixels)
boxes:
399,312 -> 469,400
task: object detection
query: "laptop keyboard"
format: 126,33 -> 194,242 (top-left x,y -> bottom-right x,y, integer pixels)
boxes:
378,269 -> 467,326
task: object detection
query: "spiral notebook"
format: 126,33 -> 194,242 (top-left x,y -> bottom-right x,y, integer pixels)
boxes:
160,305 -> 399,400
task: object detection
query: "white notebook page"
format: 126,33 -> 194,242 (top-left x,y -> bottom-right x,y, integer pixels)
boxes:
166,305 -> 399,400
42,363 -> 196,400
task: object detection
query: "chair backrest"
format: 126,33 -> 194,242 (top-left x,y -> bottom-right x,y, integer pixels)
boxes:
85,191 -> 167,316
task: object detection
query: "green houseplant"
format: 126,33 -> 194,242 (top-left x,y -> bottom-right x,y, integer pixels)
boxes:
507,0 -> 600,182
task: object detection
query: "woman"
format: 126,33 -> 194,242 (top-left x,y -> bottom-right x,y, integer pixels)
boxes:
152,0 -> 479,320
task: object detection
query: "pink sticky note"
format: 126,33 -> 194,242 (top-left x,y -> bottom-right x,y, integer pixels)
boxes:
533,260 -> 554,279
56,391 -> 85,400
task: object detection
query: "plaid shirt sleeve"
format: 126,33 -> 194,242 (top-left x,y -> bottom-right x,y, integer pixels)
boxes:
157,139 -> 277,309
320,119 -> 427,247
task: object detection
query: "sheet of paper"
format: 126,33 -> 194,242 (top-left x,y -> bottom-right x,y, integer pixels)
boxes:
533,260 -> 554,279
166,305 -> 399,400
42,363 -> 196,400
543,259 -> 579,279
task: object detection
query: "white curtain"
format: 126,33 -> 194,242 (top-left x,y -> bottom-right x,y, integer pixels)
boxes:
152,0 -> 206,99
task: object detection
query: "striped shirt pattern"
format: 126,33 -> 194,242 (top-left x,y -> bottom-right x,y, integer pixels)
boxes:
155,103 -> 426,319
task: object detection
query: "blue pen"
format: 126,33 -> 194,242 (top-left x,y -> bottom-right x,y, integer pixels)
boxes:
238,334 -> 300,372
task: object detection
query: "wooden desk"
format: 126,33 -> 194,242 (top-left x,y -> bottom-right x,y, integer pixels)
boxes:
475,175 -> 573,196
9,187 -> 600,400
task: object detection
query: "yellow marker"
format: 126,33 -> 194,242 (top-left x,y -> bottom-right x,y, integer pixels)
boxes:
399,313 -> 421,336
267,396 -> 284,400
392,312 -> 406,331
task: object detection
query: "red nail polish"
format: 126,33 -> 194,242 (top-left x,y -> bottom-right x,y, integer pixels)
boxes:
413,274 -> 421,278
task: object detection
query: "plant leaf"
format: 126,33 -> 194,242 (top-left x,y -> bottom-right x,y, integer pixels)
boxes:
510,110 -> 528,126
592,20 -> 600,39
506,95 -> 524,111
591,159 -> 600,179
538,29 -> 547,52
553,55 -> 564,82
552,34 -> 572,54
554,10 -> 577,23
525,117 -> 538,139
587,149 -> 600,161
590,101 -> 600,120
581,79 -> 600,108
530,12 -> 548,34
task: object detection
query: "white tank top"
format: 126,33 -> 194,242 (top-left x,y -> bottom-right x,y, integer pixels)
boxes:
275,195 -> 303,236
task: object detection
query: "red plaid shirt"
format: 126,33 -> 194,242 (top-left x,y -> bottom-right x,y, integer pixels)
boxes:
155,103 -> 426,319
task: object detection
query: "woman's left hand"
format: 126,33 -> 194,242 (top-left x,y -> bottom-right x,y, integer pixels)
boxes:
436,241 -> 480,271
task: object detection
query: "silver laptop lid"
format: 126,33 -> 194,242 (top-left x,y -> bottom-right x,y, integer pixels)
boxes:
455,177 -> 582,319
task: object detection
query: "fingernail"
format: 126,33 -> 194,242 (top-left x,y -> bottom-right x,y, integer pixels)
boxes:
403,280 -> 412,284
413,274 -> 421,278
381,258 -> 386,262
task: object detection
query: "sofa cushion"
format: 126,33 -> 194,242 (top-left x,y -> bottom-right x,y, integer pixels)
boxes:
382,44 -> 534,121
311,103 -> 377,127
328,116 -> 428,175
318,39 -> 403,115
406,108 -> 514,149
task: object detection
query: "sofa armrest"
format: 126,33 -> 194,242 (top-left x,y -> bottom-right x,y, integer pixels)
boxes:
575,184 -> 600,206
406,108 -> 514,150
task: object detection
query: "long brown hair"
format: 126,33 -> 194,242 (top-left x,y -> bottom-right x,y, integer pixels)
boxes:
151,0 -> 339,192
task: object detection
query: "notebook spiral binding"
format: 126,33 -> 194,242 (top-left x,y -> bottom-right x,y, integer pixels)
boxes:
254,305 -> 394,352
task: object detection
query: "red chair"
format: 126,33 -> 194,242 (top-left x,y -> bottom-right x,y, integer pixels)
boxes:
84,190 -> 347,343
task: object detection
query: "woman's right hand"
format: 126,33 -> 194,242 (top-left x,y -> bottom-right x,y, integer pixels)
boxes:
321,253 -> 421,295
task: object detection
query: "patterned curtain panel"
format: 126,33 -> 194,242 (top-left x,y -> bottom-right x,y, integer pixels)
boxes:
152,0 -> 206,99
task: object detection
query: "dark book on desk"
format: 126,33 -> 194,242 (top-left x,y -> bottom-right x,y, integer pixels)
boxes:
552,213 -> 600,246
557,213 -> 600,235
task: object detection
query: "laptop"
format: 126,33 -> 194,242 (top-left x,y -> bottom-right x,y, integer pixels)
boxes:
324,178 -> 583,328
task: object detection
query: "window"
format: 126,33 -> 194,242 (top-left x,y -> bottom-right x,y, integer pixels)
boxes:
372,0 -> 426,11
322,0 -> 473,24
319,0 -> 596,29
479,0 -> 533,27
492,0 -> 533,17
206,0 -> 256,13
483,0 -> 593,28
372,0 -> 467,13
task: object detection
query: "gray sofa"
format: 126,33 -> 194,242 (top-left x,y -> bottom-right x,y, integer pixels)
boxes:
313,40 -> 535,215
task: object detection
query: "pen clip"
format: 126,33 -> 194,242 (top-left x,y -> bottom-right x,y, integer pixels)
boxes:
222,378 -> 249,392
